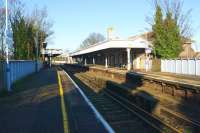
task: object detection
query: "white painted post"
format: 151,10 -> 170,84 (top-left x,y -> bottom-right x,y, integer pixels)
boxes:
105,56 -> 108,69
81,57 -> 83,65
72,58 -> 74,64
161,60 -> 167,72
195,58 -> 197,76
5,0 -> 11,91
108,56 -> 110,67
163,60 -> 166,72
50,56 -> 52,68
197,59 -> 199,76
127,48 -> 131,71
93,57 -> 95,65
187,59 -> 190,75
181,59 -> 183,74
84,58 -> 87,66
175,59 -> 177,73
161,60 -> 163,72
170,59 -> 173,73
145,53 -> 147,72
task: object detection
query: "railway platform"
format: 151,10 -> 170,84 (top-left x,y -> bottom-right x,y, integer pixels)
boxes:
0,67 -> 111,133
90,65 -> 200,86
87,65 -> 200,93
134,71 -> 200,87
58,69 -> 112,133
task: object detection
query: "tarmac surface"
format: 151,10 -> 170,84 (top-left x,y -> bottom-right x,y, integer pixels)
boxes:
0,68 -> 63,133
0,67 -> 108,133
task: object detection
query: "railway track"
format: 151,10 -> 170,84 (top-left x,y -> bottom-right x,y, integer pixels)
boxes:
109,80 -> 200,132
81,70 -> 200,132
62,67 -> 179,133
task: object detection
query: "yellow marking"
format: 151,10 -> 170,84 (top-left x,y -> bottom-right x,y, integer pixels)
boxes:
57,71 -> 69,133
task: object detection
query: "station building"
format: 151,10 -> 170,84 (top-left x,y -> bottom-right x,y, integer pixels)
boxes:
70,31 -> 153,71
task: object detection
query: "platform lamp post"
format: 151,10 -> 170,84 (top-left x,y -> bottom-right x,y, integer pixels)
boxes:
145,48 -> 152,72
48,49 -> 53,68
42,42 -> 47,62
4,0 -> 11,92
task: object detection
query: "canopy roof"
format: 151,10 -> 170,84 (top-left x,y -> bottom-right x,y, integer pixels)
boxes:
41,49 -> 63,57
71,37 -> 151,57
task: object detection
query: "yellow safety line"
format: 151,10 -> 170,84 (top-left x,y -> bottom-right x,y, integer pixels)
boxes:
57,71 -> 69,133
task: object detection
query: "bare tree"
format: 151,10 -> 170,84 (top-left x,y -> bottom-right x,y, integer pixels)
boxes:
146,0 -> 193,38
30,7 -> 54,41
0,1 -> 5,59
79,33 -> 105,49
163,0 -> 192,38
9,0 -> 54,59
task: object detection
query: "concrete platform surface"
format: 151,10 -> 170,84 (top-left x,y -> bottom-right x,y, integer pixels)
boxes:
135,71 -> 200,86
90,65 -> 200,87
59,70 -> 110,133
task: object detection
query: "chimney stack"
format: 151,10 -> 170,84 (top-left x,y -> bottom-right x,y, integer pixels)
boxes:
107,27 -> 114,40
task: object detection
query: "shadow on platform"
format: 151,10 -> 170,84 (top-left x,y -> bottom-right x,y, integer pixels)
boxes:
62,63 -> 200,132
0,68 -> 63,133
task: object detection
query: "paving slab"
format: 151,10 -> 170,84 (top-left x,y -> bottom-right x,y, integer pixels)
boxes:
59,70 -> 110,133
0,67 -> 111,133
0,68 -> 63,133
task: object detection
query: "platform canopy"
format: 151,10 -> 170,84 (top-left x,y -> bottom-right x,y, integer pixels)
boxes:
41,49 -> 63,57
71,37 -> 151,57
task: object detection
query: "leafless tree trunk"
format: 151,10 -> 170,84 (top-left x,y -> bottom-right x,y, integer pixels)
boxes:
0,1 -> 5,59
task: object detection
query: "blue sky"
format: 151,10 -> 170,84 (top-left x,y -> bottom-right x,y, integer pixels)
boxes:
23,0 -> 200,52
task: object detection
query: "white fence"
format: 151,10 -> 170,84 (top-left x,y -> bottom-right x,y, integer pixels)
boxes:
0,60 -> 43,91
161,59 -> 200,76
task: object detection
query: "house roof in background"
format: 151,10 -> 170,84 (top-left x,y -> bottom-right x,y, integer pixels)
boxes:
128,32 -> 154,42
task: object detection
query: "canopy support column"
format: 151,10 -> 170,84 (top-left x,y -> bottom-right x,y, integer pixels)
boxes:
84,58 -> 87,66
127,48 -> 131,71
93,57 -> 95,65
105,56 -> 108,69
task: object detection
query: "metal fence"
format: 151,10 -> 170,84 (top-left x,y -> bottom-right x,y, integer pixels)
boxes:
0,61 -> 6,91
0,60 -> 43,92
161,59 -> 200,76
